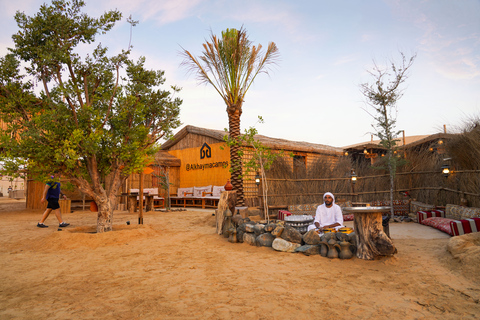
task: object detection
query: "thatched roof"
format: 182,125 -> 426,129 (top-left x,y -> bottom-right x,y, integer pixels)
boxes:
343,135 -> 430,151
161,125 -> 343,155
399,133 -> 454,149
154,151 -> 181,167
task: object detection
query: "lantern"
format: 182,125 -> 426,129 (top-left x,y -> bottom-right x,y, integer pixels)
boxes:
255,173 -> 261,186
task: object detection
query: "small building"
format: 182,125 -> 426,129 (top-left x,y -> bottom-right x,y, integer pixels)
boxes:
159,125 -> 344,206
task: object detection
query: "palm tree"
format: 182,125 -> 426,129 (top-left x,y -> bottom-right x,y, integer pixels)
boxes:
181,27 -> 279,206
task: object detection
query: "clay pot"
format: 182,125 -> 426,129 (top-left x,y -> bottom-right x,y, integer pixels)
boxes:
224,179 -> 233,191
90,201 -> 98,212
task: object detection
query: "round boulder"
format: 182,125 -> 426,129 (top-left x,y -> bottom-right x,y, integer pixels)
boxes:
280,226 -> 303,244
243,232 -> 256,246
256,233 -> 275,247
272,238 -> 301,253
303,229 -> 321,245
295,245 -> 320,256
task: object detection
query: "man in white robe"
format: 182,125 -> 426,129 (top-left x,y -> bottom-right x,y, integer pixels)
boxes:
307,192 -> 344,233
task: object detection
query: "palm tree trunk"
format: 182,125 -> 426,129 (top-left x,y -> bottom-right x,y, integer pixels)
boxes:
228,108 -> 245,206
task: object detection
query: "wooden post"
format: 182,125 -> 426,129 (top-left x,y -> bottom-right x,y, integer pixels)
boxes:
139,172 -> 144,224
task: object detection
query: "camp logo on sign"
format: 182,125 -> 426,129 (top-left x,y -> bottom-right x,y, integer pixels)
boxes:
200,143 -> 212,159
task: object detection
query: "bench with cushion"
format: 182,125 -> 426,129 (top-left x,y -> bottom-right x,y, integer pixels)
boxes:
418,204 -> 480,236
170,185 -> 225,208
371,199 -> 411,216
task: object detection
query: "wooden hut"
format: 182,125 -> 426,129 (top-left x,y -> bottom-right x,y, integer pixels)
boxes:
160,125 -> 344,206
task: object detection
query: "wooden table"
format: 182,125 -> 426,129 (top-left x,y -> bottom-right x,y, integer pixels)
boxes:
343,206 -> 396,260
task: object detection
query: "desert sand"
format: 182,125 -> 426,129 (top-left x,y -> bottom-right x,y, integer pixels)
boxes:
0,197 -> 479,320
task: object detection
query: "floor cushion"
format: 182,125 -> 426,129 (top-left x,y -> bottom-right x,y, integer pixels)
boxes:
450,218 -> 480,236
343,214 -> 354,221
417,210 -> 445,224
278,210 -> 292,220
421,217 -> 454,236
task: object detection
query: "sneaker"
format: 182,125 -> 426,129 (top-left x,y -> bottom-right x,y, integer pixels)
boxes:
37,223 -> 48,228
59,222 -> 70,228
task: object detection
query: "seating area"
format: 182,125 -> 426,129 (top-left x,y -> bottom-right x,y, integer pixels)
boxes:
417,204 -> 480,236
170,185 -> 225,209
371,199 -> 411,216
129,188 -> 164,210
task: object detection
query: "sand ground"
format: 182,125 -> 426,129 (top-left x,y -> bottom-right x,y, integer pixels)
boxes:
0,197 -> 479,320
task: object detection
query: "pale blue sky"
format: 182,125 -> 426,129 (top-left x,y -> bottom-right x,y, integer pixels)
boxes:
1,0 -> 479,147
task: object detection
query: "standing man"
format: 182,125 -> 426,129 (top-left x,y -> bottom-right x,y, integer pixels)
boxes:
37,173 -> 70,228
307,192 -> 344,233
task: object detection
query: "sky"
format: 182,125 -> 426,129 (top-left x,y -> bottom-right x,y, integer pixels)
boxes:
0,0 -> 479,148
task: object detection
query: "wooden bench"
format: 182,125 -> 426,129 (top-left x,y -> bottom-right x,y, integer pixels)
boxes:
170,186 -> 224,209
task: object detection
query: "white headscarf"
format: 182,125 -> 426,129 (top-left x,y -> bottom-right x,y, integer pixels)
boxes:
323,192 -> 335,204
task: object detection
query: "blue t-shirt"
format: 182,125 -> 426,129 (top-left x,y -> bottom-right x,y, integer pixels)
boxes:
46,181 -> 61,199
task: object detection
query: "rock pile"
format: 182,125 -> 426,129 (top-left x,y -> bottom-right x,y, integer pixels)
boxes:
227,214 -> 357,259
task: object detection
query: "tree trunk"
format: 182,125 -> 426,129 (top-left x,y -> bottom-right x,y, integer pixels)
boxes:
228,108 -> 245,206
354,211 -> 396,260
96,199 -> 115,233
69,164 -> 126,233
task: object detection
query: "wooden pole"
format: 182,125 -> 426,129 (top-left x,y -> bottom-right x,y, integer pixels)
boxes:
139,172 -> 144,224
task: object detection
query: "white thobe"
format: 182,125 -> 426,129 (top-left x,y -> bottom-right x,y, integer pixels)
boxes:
307,204 -> 344,232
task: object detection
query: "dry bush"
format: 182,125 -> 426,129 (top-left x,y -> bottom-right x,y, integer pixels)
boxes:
447,116 -> 480,170
259,117 -> 479,207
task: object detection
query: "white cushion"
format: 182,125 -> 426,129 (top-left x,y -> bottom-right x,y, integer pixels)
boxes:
177,187 -> 194,197
212,185 -> 225,198
194,185 -> 212,197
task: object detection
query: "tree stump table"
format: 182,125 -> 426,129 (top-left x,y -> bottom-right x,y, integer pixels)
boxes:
343,207 -> 396,260
216,191 -> 237,235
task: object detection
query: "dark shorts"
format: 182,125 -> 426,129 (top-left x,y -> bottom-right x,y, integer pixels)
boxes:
47,198 -> 60,210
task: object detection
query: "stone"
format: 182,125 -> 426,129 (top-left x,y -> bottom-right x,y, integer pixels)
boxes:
271,226 -> 284,238
281,226 -> 303,244
272,238 -> 301,253
237,223 -> 247,233
245,224 -> 255,233
303,230 -> 321,245
253,224 -> 266,236
264,223 -> 277,232
243,232 -> 256,246
256,233 -> 275,247
232,214 -> 244,226
447,233 -> 480,275
236,228 -> 245,243
348,232 -> 357,247
336,232 -> 350,242
295,245 -> 320,255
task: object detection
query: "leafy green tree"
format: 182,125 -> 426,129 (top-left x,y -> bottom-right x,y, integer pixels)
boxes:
181,27 -> 279,206
0,0 -> 182,232
360,52 -> 416,219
